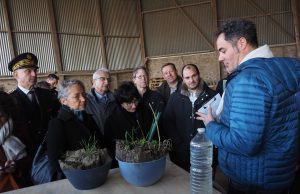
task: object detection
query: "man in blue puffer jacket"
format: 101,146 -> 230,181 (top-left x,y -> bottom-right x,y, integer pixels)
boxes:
197,19 -> 300,194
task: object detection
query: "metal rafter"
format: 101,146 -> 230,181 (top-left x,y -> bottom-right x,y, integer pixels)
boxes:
136,0 -> 146,62
46,0 -> 63,75
96,0 -> 108,69
3,0 -> 15,58
171,0 -> 214,49
291,0 -> 300,58
246,0 -> 295,41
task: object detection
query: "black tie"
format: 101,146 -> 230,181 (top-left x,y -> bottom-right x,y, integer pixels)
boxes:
28,90 -> 39,107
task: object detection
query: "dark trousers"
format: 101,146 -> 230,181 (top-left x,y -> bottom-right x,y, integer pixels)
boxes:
228,182 -> 289,194
290,168 -> 300,194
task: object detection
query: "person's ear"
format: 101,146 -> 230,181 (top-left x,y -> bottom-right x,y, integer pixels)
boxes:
237,37 -> 247,51
13,71 -> 18,79
60,98 -> 67,106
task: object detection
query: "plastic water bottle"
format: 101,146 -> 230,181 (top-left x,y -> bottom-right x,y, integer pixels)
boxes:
190,128 -> 213,194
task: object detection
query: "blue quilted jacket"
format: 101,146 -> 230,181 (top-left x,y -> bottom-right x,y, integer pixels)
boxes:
206,57 -> 300,191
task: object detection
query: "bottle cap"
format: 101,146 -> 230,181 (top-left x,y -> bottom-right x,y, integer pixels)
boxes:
197,128 -> 205,133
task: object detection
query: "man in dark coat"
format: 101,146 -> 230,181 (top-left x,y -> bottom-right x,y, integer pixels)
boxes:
8,53 -> 59,152
7,53 -> 59,186
86,68 -> 117,135
163,64 -> 216,171
157,63 -> 182,102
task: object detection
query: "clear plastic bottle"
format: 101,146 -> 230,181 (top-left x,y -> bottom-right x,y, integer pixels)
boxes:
190,128 -> 213,194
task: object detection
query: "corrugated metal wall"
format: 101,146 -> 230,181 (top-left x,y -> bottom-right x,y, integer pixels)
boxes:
101,0 -> 141,70
53,0 -> 103,71
8,0 -> 50,31
7,0 -> 55,74
14,33 -> 55,73
0,0 -> 297,77
58,35 -> 103,71
217,0 -> 294,45
0,33 -> 11,76
142,0 -> 215,57
0,0 -> 11,76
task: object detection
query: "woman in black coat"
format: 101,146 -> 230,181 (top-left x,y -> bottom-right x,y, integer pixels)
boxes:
47,80 -> 104,181
104,81 -> 154,167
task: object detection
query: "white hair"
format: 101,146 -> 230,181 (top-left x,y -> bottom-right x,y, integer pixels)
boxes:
92,68 -> 110,80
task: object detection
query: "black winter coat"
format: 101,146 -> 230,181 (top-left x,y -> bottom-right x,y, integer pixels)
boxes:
157,76 -> 182,102
47,106 -> 104,180
10,87 -> 59,153
163,81 -> 216,171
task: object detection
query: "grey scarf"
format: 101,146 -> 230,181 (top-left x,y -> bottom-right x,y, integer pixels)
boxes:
0,118 -> 27,160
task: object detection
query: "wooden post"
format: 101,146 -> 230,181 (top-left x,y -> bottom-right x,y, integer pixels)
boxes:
291,0 -> 300,58
96,0 -> 108,69
3,0 -> 15,58
46,0 -> 63,80
136,0 -> 146,64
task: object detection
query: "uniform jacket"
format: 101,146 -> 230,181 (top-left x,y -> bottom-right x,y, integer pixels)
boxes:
10,87 -> 59,153
47,106 -> 104,180
206,57 -> 300,191
163,80 -> 216,171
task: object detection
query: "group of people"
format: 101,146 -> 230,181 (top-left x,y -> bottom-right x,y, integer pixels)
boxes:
0,18 -> 299,194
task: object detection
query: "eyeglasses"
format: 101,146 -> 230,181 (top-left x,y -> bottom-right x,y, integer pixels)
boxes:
68,93 -> 86,100
94,77 -> 111,82
134,75 -> 147,80
122,99 -> 140,108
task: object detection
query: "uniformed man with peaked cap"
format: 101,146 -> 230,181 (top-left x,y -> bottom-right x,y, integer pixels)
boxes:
8,52 -> 59,187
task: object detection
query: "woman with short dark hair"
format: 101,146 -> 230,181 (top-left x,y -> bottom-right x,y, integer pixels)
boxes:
104,81 -> 153,167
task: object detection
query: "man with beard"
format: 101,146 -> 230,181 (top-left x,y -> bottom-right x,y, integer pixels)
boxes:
197,19 -> 300,194
163,64 -> 216,171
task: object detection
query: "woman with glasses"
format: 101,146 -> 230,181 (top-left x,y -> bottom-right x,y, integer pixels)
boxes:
47,80 -> 105,181
104,81 -> 152,167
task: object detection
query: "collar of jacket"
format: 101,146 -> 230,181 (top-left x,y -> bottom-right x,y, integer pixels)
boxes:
180,78 -> 205,97
58,105 -> 88,122
161,76 -> 182,89
90,88 -> 114,102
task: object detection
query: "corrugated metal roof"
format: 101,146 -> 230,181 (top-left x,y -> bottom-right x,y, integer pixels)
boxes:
252,0 -> 291,12
176,0 -> 210,5
8,0 -> 50,31
141,0 -> 174,12
217,0 -> 294,45
218,0 -> 290,18
14,33 -> 56,74
217,0 -> 260,18
0,33 -> 12,76
252,14 -> 295,45
101,0 -> 139,36
53,0 -> 100,35
182,3 -> 214,47
143,8 -> 212,57
106,37 -> 141,71
59,34 -> 104,71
